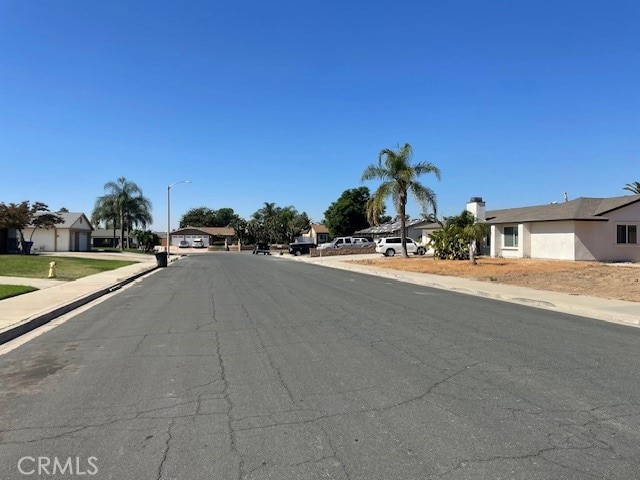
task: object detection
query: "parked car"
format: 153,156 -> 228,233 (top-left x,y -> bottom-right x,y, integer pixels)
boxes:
375,237 -> 426,257
288,241 -> 315,256
192,239 -> 205,248
352,237 -> 372,247
317,236 -> 355,250
253,242 -> 271,255
178,240 -> 189,248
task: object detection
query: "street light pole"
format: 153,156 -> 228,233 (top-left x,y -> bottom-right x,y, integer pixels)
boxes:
167,180 -> 191,257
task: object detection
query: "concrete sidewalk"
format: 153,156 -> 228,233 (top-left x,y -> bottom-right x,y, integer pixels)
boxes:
279,253 -> 640,328
0,253 -> 162,344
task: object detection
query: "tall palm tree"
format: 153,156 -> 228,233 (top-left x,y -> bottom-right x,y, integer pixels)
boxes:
362,143 -> 441,258
96,177 -> 153,250
623,182 -> 640,195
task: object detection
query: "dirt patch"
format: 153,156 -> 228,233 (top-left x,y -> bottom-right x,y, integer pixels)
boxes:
351,257 -> 640,303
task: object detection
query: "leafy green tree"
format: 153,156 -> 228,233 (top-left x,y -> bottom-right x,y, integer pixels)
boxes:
252,202 -> 279,242
324,187 -> 373,237
0,201 -> 64,254
623,182 -> 640,195
248,203 -> 309,244
229,217 -> 248,244
132,229 -> 159,252
362,143 -> 441,258
213,208 -> 237,227
292,211 -> 311,239
275,207 -> 310,243
180,207 -> 217,227
94,177 -> 152,250
245,218 -> 263,244
180,207 -> 240,228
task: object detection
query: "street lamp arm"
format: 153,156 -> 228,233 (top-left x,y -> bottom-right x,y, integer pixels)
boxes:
169,180 -> 191,189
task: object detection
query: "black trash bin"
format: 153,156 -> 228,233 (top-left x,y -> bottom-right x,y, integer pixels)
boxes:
155,251 -> 168,267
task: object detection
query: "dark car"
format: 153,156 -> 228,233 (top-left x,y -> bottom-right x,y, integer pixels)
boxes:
253,242 -> 271,255
288,241 -> 315,256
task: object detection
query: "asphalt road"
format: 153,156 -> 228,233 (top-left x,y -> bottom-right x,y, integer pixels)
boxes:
1,253 -> 639,479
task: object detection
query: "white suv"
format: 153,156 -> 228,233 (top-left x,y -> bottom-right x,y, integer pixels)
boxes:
375,237 -> 425,257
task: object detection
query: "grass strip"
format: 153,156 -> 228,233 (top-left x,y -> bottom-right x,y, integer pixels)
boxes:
0,285 -> 38,300
0,256 -> 136,281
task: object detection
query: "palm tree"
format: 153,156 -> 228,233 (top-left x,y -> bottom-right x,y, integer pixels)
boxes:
92,194 -> 119,247
462,221 -> 489,265
362,143 -> 441,258
96,177 -> 153,250
252,202 -> 279,243
623,182 -> 640,195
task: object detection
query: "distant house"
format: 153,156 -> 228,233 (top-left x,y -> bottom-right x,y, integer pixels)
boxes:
300,224 -> 330,244
21,212 -> 93,252
92,229 -> 129,249
169,227 -> 235,248
474,195 -> 640,262
355,218 -> 439,243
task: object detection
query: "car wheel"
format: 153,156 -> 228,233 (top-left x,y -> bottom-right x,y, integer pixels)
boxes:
417,247 -> 426,256
386,248 -> 395,257
294,250 -> 301,256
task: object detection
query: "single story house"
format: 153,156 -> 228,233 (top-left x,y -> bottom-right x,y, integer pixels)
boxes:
92,229 -> 130,249
300,224 -> 330,244
169,227 -> 235,248
477,195 -> 640,262
355,218 -> 440,244
21,212 -> 93,253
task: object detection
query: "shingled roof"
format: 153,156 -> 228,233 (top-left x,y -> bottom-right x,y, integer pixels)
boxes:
485,195 -> 640,224
310,223 -> 329,234
33,211 -> 93,230
355,218 -> 438,235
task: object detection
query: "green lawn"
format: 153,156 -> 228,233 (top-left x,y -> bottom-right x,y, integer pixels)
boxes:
0,285 -> 38,300
0,256 -> 137,281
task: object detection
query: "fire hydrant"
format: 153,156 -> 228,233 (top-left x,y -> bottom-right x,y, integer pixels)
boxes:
48,261 -> 57,278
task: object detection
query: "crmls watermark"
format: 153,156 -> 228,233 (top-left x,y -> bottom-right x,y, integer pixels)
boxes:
18,457 -> 98,476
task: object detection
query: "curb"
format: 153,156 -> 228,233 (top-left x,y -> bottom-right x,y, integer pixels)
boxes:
0,265 -> 158,346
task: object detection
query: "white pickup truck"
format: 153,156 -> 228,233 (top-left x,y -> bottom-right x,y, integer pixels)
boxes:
317,236 -> 371,250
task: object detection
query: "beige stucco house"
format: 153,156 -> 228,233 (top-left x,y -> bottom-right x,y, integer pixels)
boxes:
476,195 -> 640,262
300,224 -> 330,244
169,227 -> 235,248
23,212 -> 93,252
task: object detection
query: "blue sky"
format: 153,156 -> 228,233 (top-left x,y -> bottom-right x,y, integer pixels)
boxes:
1,1 -> 638,231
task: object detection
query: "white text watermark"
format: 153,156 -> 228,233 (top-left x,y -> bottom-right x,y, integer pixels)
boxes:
18,457 -> 98,476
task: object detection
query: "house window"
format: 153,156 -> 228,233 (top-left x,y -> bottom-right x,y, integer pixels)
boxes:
503,226 -> 518,248
617,225 -> 637,244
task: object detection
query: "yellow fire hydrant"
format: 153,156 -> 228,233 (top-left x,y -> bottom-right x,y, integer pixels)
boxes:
48,261 -> 57,279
